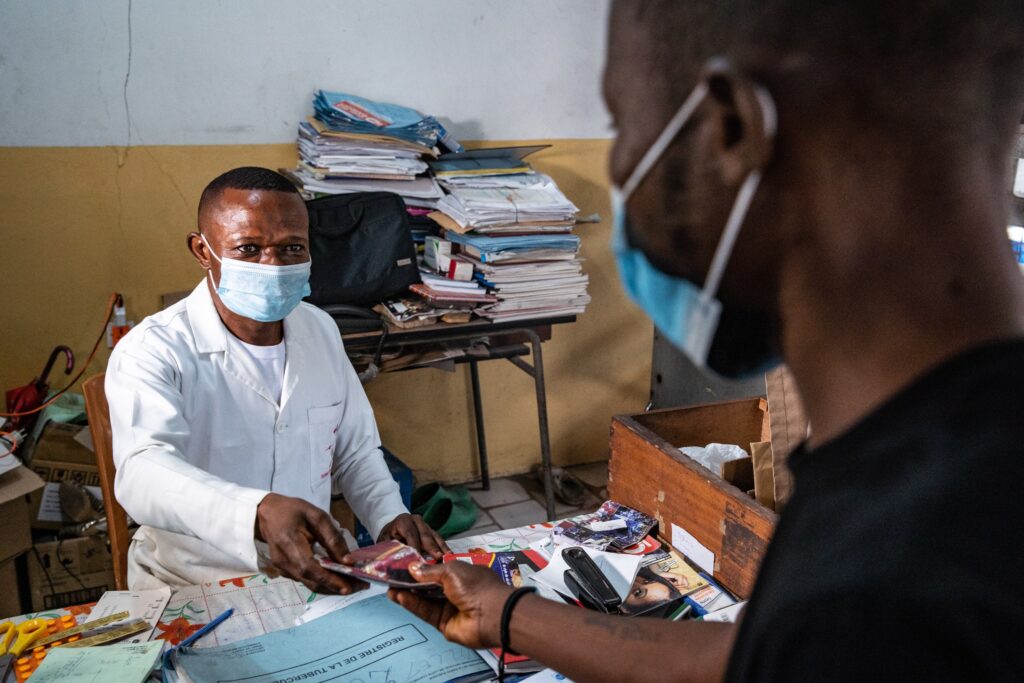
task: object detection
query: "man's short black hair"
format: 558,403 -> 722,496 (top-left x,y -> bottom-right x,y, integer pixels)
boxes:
198,166 -> 299,223
616,0 -> 1024,145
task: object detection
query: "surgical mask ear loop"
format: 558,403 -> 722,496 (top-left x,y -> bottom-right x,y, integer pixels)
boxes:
620,82 -> 710,203
200,233 -> 222,264
200,233 -> 224,291
697,84 -> 777,305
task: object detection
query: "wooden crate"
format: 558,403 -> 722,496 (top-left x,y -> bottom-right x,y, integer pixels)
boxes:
608,398 -> 777,599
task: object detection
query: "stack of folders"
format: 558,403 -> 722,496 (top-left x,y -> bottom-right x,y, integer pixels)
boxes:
424,145 -> 589,322
435,181 -> 578,232
410,272 -> 498,309
444,233 -> 590,322
283,90 -> 453,208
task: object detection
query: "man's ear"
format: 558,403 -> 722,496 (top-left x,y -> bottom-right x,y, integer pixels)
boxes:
700,58 -> 777,186
187,231 -> 212,270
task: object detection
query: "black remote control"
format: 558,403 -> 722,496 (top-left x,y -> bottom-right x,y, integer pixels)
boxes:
562,547 -> 622,613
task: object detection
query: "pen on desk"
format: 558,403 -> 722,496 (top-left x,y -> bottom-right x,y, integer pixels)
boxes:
162,608 -> 234,681
178,608 -> 234,649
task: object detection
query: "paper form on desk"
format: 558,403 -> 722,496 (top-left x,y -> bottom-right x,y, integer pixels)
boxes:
29,641 -> 162,683
171,594 -> 490,683
90,587 -> 171,642
294,583 -> 386,626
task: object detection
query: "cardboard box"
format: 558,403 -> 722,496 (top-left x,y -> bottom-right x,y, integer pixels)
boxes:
0,465 -> 46,564
0,557 -> 24,618
27,536 -> 114,611
27,421 -> 102,530
608,398 -> 778,599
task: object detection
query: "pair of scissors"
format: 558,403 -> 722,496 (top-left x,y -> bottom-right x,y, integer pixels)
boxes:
0,619 -> 47,682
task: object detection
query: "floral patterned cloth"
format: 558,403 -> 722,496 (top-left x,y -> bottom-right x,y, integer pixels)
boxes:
7,573 -> 322,647
6,526 -> 541,647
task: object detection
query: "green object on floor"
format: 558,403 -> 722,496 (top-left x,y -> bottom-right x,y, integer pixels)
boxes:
411,482 -> 471,515
412,483 -> 477,538
427,498 -> 478,538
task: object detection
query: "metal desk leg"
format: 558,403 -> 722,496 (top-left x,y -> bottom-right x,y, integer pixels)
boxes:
469,360 -> 490,490
524,330 -> 555,521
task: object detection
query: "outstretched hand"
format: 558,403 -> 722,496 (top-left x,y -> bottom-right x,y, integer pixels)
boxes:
388,561 -> 513,649
378,513 -> 450,561
256,492 -> 366,595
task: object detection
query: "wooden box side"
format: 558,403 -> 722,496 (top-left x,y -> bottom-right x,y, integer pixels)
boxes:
608,412 -> 777,599
631,398 -> 767,453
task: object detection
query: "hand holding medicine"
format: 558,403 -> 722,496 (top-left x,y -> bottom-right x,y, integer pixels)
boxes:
255,492 -> 365,595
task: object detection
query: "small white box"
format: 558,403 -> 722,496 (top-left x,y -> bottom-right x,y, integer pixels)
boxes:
424,237 -> 452,271
444,259 -> 474,282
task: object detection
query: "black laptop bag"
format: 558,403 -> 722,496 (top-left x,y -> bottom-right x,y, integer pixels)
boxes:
304,192 -> 421,309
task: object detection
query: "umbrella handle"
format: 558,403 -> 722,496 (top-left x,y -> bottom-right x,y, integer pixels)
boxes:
37,345 -> 75,388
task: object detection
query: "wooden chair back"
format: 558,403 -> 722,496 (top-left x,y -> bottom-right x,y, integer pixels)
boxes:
82,373 -> 130,590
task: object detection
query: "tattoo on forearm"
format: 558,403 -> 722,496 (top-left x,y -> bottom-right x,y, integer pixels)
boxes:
580,613 -> 652,642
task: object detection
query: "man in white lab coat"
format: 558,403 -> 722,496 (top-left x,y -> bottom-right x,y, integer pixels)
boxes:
106,167 -> 445,592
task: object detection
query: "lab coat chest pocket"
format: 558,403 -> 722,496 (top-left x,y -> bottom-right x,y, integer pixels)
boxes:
308,403 -> 343,492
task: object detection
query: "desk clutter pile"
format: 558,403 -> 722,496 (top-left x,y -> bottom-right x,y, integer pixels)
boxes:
284,90 -> 591,328
0,504 -> 744,683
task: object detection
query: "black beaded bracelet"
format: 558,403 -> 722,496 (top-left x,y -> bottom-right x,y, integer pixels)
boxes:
498,586 -> 536,681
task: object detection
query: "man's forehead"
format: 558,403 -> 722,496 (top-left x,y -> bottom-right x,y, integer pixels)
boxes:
202,189 -> 306,225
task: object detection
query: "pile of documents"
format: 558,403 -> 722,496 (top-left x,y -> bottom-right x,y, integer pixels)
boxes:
284,90 -> 447,208
445,232 -> 590,322
313,90 -> 443,148
420,146 -> 590,322
410,272 -> 497,309
283,94 -> 590,322
435,179 -> 578,231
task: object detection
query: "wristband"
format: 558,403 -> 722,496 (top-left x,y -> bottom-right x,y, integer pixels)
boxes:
498,586 -> 536,681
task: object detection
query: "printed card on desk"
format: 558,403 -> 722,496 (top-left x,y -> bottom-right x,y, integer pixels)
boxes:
551,501 -> 657,551
443,549 -> 549,588
620,548 -> 708,618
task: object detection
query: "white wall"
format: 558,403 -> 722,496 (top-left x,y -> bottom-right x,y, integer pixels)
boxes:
0,0 -> 612,147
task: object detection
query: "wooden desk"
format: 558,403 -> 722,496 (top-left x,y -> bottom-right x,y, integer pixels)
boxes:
339,315 -> 578,520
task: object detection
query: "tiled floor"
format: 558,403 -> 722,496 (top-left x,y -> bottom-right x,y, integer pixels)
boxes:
450,461 -> 609,540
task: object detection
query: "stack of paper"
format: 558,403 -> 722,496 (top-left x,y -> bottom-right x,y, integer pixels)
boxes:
282,166 -> 444,207
436,234 -> 588,322
427,146 -> 545,181
285,91 -> 448,208
436,183 -> 578,230
422,144 -> 590,320
296,119 -> 429,180
410,272 -> 497,308
313,90 -> 443,148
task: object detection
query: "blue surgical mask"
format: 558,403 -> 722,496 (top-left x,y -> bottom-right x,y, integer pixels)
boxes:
202,235 -> 312,323
611,77 -> 778,378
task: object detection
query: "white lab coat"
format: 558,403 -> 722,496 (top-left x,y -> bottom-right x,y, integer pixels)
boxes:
106,281 -> 407,588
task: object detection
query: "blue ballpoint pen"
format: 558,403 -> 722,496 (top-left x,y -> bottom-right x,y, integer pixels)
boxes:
161,608 -> 234,680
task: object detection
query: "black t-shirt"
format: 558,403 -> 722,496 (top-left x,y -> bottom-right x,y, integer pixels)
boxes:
725,340 -> 1024,681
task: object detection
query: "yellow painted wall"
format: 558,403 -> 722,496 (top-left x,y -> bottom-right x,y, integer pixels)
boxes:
0,140 -> 652,482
